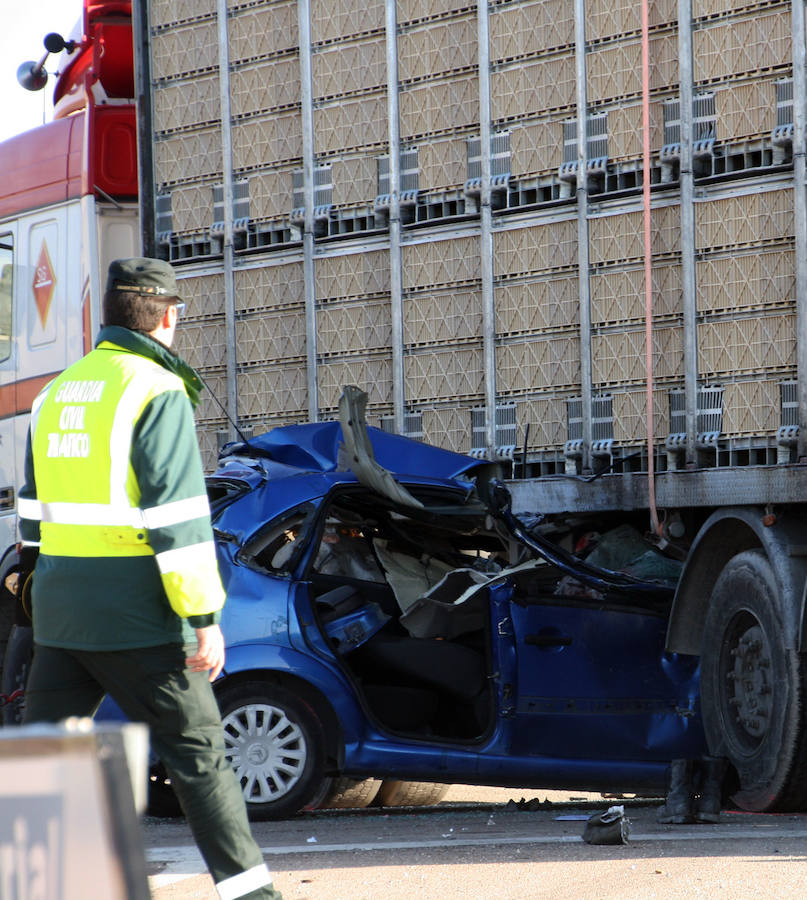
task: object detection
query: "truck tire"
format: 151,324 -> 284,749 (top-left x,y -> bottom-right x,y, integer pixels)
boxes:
216,680 -> 331,820
373,780 -> 450,807
700,549 -> 807,812
320,777 -> 382,809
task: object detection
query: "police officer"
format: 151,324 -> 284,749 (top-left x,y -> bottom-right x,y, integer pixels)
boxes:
18,258 -> 281,900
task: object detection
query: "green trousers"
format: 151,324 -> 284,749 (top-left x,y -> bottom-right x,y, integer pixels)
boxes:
24,642 -> 282,900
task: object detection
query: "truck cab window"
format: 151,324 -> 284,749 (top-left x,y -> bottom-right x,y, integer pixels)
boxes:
0,237 -> 11,363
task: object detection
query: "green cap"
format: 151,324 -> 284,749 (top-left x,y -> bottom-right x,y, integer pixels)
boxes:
106,257 -> 182,300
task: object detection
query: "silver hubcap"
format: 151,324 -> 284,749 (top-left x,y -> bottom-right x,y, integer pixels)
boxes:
222,702 -> 307,802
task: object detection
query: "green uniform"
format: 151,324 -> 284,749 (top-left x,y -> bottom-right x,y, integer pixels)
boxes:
19,325 -> 224,648
19,326 -> 281,900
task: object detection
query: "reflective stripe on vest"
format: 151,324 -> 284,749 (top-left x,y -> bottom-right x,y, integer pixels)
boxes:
155,540 -> 217,574
18,494 -> 211,529
157,541 -> 225,616
28,345 -> 188,557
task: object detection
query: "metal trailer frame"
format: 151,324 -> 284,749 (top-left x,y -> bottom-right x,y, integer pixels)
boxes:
131,0 -> 807,515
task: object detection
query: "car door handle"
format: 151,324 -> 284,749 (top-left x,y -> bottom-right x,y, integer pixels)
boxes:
525,633 -> 573,648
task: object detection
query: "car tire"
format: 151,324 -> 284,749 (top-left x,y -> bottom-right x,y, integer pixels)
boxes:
147,762 -> 183,818
216,680 -> 330,820
320,777 -> 382,809
373,780 -> 450,808
0,588 -> 14,684
1,624 -> 32,726
700,549 -> 807,812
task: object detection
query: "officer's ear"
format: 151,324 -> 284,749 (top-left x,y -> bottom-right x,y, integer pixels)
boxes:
149,302 -> 179,348
156,304 -> 179,336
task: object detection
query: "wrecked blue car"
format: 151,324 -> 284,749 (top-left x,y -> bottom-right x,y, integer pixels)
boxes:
202,387 -> 705,819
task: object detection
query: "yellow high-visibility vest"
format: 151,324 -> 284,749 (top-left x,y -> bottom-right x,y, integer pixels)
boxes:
19,340 -> 224,619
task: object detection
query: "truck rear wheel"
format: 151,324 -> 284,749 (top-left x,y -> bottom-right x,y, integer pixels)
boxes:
700,550 -> 807,812
320,777 -> 382,809
373,780 -> 450,807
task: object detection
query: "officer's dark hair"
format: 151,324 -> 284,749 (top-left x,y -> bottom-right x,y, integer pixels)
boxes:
103,289 -> 179,333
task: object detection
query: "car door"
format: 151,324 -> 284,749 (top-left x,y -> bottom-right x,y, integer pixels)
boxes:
504,592 -> 704,762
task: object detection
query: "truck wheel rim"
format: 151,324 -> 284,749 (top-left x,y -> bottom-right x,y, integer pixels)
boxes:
222,703 -> 307,802
722,615 -> 773,749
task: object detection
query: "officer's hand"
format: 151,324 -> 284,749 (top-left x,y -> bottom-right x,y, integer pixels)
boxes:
187,624 -> 225,682
3,571 -> 18,595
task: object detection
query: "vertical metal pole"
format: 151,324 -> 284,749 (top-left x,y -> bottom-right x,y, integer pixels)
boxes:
298,0 -> 319,422
385,0 -> 405,434
131,0 -> 155,257
217,0 -> 238,439
642,0 -> 660,534
793,0 -> 807,459
574,0 -> 593,474
478,0 -> 497,459
678,0 -> 698,467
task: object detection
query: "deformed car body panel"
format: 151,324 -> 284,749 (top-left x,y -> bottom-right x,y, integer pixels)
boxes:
206,395 -> 706,811
503,600 -> 702,760
217,418 -> 495,482
339,383 -> 427,509
221,639 -> 365,750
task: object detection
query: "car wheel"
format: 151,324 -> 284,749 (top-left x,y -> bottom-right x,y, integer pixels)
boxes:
373,780 -> 450,807
216,680 -> 330,820
700,550 -> 807,812
320,777 -> 382,809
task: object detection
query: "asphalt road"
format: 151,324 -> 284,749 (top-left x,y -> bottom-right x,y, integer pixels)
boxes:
141,786 -> 807,899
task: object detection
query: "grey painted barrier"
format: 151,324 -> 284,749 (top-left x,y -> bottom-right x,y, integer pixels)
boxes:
0,718 -> 150,899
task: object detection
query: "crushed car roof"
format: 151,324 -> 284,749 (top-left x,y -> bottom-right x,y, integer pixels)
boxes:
217,420 -> 491,482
